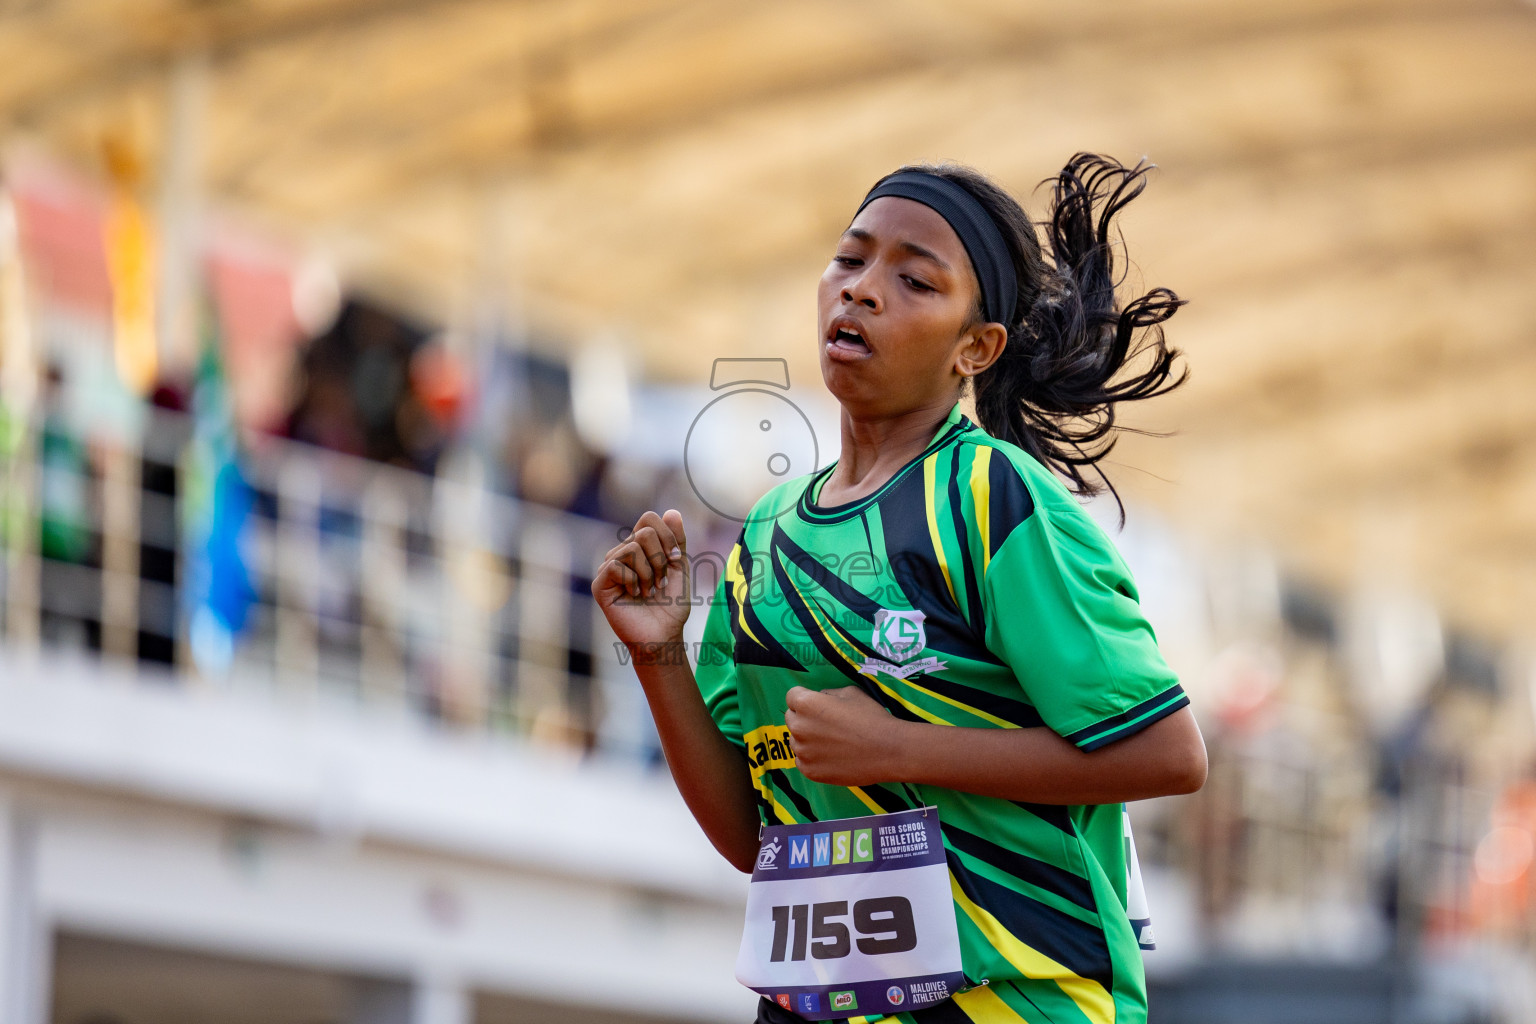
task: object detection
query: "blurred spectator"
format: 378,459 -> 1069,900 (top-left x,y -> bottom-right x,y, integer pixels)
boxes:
285,300 -> 438,472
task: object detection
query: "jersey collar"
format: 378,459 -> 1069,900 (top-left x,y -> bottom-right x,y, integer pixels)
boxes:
797,400 -> 974,524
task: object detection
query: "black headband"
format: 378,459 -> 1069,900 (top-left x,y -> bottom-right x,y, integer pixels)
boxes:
853,171 -> 1017,326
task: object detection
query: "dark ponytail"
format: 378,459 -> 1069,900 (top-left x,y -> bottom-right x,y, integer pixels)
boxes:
883,154 -> 1187,519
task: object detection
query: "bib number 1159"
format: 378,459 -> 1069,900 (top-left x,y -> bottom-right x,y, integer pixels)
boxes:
735,808 -> 965,1020
769,897 -> 917,962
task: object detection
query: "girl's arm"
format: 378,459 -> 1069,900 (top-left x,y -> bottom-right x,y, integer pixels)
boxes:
629,645 -> 763,871
592,510 -> 762,872
784,684 -> 1206,805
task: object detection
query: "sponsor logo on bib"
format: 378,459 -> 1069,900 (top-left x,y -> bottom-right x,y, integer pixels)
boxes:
909,979 -> 952,1005
776,994 -> 792,1010
886,985 -> 906,1005
831,991 -> 858,1011
756,838 -> 782,871
789,835 -> 810,868
862,609 -> 947,680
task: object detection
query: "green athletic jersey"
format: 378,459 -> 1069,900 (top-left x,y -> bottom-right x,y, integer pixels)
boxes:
695,401 -> 1187,1024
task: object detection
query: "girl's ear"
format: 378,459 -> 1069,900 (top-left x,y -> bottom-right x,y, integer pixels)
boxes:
955,322 -> 1008,378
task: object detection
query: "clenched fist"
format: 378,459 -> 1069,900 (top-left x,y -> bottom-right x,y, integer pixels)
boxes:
591,509 -> 691,650
784,685 -> 909,786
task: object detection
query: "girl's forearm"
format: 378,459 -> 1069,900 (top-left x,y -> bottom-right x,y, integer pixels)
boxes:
884,707 -> 1207,805
631,642 -> 762,872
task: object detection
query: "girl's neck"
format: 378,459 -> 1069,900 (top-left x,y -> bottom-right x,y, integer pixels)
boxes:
818,396 -> 957,506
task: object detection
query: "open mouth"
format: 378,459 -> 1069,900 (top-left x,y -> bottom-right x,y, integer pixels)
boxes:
825,317 -> 871,357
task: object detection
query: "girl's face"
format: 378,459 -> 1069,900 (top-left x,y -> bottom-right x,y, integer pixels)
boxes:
817,195 -> 1005,418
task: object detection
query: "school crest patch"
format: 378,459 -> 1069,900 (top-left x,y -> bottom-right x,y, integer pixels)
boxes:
862,608 -> 947,680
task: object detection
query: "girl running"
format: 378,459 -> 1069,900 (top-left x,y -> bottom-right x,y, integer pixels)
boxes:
592,153 -> 1207,1024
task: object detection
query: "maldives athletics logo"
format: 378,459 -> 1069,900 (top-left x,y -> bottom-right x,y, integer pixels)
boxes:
862,609 -> 947,680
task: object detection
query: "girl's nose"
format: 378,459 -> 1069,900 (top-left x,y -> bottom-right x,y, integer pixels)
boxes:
841,280 -> 881,313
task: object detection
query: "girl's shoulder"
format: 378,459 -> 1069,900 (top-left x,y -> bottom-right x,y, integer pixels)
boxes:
955,429 -> 1126,566
958,432 -> 1142,589
956,429 -> 1083,518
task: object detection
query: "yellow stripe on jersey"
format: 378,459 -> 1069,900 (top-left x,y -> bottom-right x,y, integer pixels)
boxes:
871,678 -> 952,725
781,566 -> 950,738
847,786 -> 885,815
899,674 -> 1018,730
950,873 -> 1115,1024
724,544 -> 762,646
954,982 -> 1034,1023
781,567 -> 870,676
969,445 -> 993,575
751,774 -> 798,825
923,454 -> 959,606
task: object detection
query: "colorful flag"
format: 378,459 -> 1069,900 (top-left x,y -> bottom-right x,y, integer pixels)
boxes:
181,300 -> 254,673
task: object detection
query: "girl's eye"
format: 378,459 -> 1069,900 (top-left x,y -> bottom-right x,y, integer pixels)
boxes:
833,255 -> 862,267
903,276 -> 933,292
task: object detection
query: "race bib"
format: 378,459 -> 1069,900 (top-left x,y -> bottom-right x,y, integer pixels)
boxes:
735,808 -> 965,1020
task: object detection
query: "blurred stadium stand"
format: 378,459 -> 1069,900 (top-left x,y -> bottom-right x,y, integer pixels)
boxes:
0,407 -> 754,1023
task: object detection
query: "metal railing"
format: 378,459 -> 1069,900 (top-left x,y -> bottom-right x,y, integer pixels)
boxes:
0,405 -> 645,758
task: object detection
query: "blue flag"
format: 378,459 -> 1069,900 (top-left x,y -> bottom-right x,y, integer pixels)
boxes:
181,302 -> 255,674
